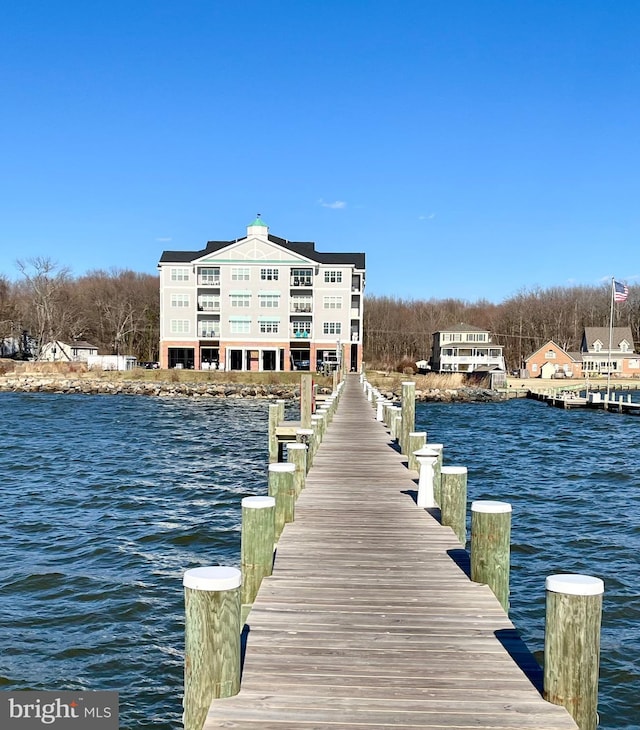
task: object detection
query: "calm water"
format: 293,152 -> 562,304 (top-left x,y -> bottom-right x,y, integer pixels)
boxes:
0,392 -> 638,729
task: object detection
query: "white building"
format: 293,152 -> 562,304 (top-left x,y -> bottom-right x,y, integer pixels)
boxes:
429,324 -> 505,373
157,218 -> 366,372
40,340 -> 99,362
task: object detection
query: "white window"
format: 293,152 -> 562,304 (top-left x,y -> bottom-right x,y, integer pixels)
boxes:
199,267 -> 220,284
198,294 -> 220,311
231,267 -> 250,281
621,340 -> 630,352
531,363 -> 538,372
292,321 -> 311,336
259,319 -> 279,334
230,294 -> 251,308
259,293 -> 280,308
171,293 -> 190,307
260,268 -> 279,281
170,267 -> 189,282
323,296 -> 343,310
170,319 -> 190,334
544,350 -> 556,359
324,270 -> 342,283
291,296 -> 312,313
230,318 -> 250,334
323,322 -> 342,335
291,268 -> 313,286
594,340 -> 603,352
198,319 -> 219,338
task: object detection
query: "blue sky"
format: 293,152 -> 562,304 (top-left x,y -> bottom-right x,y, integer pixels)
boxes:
1,1 -> 638,302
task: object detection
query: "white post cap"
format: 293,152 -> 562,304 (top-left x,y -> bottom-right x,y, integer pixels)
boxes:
183,566 -> 241,591
425,443 -> 444,451
546,574 -> 604,596
242,495 -> 275,509
409,431 -> 427,438
441,466 -> 468,475
287,443 -> 307,451
414,447 -> 439,458
296,428 -> 314,435
402,381 -> 415,387
269,463 -> 296,473
471,500 -> 512,514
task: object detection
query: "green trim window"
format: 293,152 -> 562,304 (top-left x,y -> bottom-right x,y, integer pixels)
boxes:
231,267 -> 250,281
323,296 -> 343,309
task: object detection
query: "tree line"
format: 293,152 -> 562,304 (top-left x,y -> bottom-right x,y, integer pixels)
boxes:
1,258 -> 636,371
0,258 -> 159,362
364,283 -> 640,370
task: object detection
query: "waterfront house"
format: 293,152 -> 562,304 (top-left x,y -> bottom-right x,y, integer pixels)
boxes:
524,340 -> 583,379
40,340 -> 99,363
429,323 -> 505,373
580,327 -> 640,376
157,217 -> 365,371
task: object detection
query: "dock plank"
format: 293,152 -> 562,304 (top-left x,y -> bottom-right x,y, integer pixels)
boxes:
203,375 -> 578,730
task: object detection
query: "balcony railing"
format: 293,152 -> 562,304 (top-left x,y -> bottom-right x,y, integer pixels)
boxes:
198,303 -> 220,311
198,329 -> 220,338
198,277 -> 221,286
291,330 -> 311,339
290,277 -> 313,287
291,304 -> 312,313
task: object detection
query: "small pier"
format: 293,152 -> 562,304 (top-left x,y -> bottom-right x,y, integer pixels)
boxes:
201,374 -> 578,729
529,386 -> 640,413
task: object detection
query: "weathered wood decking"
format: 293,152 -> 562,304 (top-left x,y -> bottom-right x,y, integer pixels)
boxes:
204,374 -> 578,729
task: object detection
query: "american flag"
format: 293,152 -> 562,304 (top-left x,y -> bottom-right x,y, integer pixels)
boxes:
614,280 -> 629,303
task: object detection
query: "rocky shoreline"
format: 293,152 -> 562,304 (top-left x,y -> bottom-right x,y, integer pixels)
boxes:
0,374 -> 506,402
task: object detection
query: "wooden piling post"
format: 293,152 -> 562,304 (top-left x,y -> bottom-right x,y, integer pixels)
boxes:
400,381 -> 416,456
470,500 -> 511,613
296,427 -> 315,470
276,398 -> 286,423
311,413 -> 324,443
268,463 -> 296,539
287,442 -> 307,496
407,431 -> 426,472
300,373 -> 313,428
440,466 -> 468,545
241,496 -> 275,615
268,403 -> 280,463
543,574 -> 604,730
183,566 -> 241,730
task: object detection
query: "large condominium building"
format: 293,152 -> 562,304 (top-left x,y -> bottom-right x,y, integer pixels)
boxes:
158,218 -> 366,372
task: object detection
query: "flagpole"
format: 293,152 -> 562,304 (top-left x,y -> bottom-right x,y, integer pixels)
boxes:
606,277 -> 615,401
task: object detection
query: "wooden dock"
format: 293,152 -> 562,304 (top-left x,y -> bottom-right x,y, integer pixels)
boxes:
203,374 -> 578,729
529,389 -> 640,414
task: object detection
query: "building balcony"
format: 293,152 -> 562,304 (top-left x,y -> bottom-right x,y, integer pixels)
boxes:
198,330 -> 220,339
291,330 -> 312,339
290,277 -> 313,287
197,303 -> 221,312
198,277 -> 221,287
291,304 -> 313,313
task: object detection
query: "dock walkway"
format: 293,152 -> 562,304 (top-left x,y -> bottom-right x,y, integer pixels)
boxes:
204,374 -> 578,729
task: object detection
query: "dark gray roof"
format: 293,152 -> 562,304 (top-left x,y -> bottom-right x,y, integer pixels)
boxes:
159,233 -> 365,269
582,326 -> 634,351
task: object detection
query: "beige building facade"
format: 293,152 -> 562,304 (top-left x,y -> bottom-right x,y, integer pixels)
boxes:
158,218 -> 365,372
